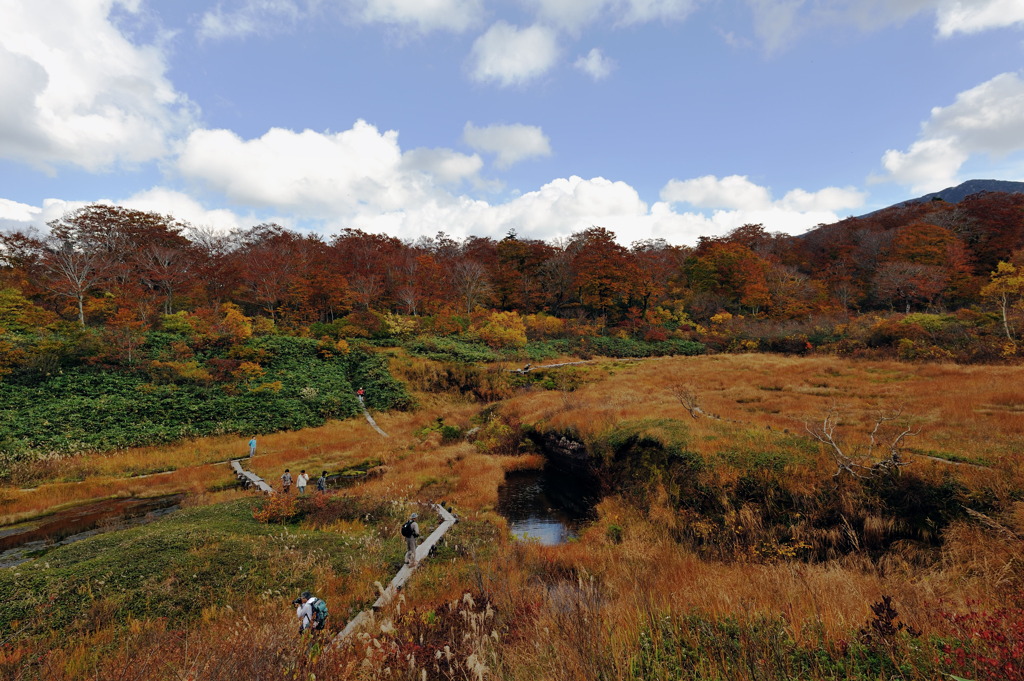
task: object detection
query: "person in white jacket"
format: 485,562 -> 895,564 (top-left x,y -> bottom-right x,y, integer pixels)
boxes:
297,470 -> 309,495
294,591 -> 321,632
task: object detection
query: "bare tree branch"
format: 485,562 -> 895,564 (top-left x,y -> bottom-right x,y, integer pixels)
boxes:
805,406 -> 918,480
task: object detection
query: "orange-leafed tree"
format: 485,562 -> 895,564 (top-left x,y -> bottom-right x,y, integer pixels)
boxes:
688,241 -> 771,314
566,227 -> 632,316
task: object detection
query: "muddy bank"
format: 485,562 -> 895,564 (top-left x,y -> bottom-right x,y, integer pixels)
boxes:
0,494 -> 185,567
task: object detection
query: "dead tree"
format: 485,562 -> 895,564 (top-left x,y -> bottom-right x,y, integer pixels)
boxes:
668,383 -> 711,419
805,407 -> 918,480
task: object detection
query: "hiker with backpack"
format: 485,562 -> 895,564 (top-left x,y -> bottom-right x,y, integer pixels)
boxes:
281,469 -> 292,494
293,591 -> 328,633
316,470 -> 328,493
402,512 -> 420,567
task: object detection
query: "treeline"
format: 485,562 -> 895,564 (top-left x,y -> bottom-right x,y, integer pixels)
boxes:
1,192 -> 1023,374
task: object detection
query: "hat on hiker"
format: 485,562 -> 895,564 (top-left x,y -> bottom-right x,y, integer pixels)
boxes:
300,591 -> 312,600
410,513 -> 418,519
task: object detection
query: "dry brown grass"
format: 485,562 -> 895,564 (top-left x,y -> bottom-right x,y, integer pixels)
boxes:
5,353 -> 1024,680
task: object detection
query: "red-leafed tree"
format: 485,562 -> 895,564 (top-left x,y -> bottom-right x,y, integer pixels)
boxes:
566,227 -> 632,316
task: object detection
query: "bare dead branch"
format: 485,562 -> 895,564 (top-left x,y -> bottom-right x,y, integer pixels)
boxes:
805,407 -> 918,481
668,383 -> 711,419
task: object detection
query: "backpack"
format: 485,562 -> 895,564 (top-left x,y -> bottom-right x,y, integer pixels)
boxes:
401,521 -> 414,538
312,598 -> 328,630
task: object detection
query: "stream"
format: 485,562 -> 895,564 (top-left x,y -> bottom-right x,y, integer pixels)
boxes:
0,493 -> 185,568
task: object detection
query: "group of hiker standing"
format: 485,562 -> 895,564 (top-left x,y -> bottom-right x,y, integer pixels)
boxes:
280,469 -> 328,494
243,388 -> 428,637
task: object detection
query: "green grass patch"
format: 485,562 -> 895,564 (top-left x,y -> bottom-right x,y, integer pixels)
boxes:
0,496 -> 403,644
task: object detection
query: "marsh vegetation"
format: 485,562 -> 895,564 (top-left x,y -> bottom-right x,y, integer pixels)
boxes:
1,352 -> 1022,680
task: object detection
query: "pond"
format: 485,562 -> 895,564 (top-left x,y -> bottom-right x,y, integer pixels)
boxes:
496,467 -> 599,545
0,493 -> 185,568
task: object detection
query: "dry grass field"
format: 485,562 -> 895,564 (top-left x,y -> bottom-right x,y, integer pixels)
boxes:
2,353 -> 1023,680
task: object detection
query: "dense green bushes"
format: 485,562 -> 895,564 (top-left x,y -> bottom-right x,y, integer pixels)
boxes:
0,335 -> 411,469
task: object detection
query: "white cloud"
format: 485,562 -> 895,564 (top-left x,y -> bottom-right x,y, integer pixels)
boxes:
177,121 -> 494,218
0,198 -> 43,225
746,0 -> 1024,53
619,0 -> 701,24
660,174 -> 866,234
879,71 -> 1024,192
524,0 -> 700,31
177,122 -> 418,215
171,124 -> 867,244
574,48 -> 614,80
0,0 -> 194,172
463,123 -> 552,168
349,174 -> 858,245
662,175 -> 774,210
351,0 -> 484,33
121,188 -> 250,232
936,0 -> 1024,36
401,148 -> 484,184
197,0 -> 482,40
0,192 -> 248,235
0,197 -> 91,233
525,0 -> 611,31
197,0 -> 304,41
468,22 -> 560,87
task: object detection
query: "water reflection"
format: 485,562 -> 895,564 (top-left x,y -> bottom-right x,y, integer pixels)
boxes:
497,468 -> 597,545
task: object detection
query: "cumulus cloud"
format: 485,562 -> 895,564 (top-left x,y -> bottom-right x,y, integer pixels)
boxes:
0,0 -> 195,172
401,148 -> 484,184
176,120 -> 494,219
468,22 -> 560,87
121,188 -> 250,232
0,192 -> 249,235
879,71 -> 1024,192
462,123 -> 552,168
197,0 -> 304,41
661,175 -> 774,210
348,174 -> 861,245
660,174 -> 866,234
0,198 -> 43,226
0,197 -> 93,233
168,123 -> 867,243
573,48 -> 614,80
177,122 -> 414,215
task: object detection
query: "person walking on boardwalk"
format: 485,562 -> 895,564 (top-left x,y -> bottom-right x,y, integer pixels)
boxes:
248,435 -> 257,458
401,513 -> 420,567
281,469 -> 292,493
317,470 -> 327,493
297,470 -> 309,495
356,387 -> 365,402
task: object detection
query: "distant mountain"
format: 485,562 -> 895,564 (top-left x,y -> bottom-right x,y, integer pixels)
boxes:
883,179 -> 1024,211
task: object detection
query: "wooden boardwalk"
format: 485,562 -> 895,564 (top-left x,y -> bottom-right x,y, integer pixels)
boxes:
334,503 -> 458,644
231,415 -> 453,645
230,459 -> 275,494
359,396 -> 390,438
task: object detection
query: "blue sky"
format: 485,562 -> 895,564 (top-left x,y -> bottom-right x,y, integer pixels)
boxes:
1,0 -> 1023,245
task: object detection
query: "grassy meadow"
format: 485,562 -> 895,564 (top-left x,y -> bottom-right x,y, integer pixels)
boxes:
1,353 -> 1023,680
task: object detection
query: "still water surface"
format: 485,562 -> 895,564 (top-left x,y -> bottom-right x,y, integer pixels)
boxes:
496,468 -> 598,545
